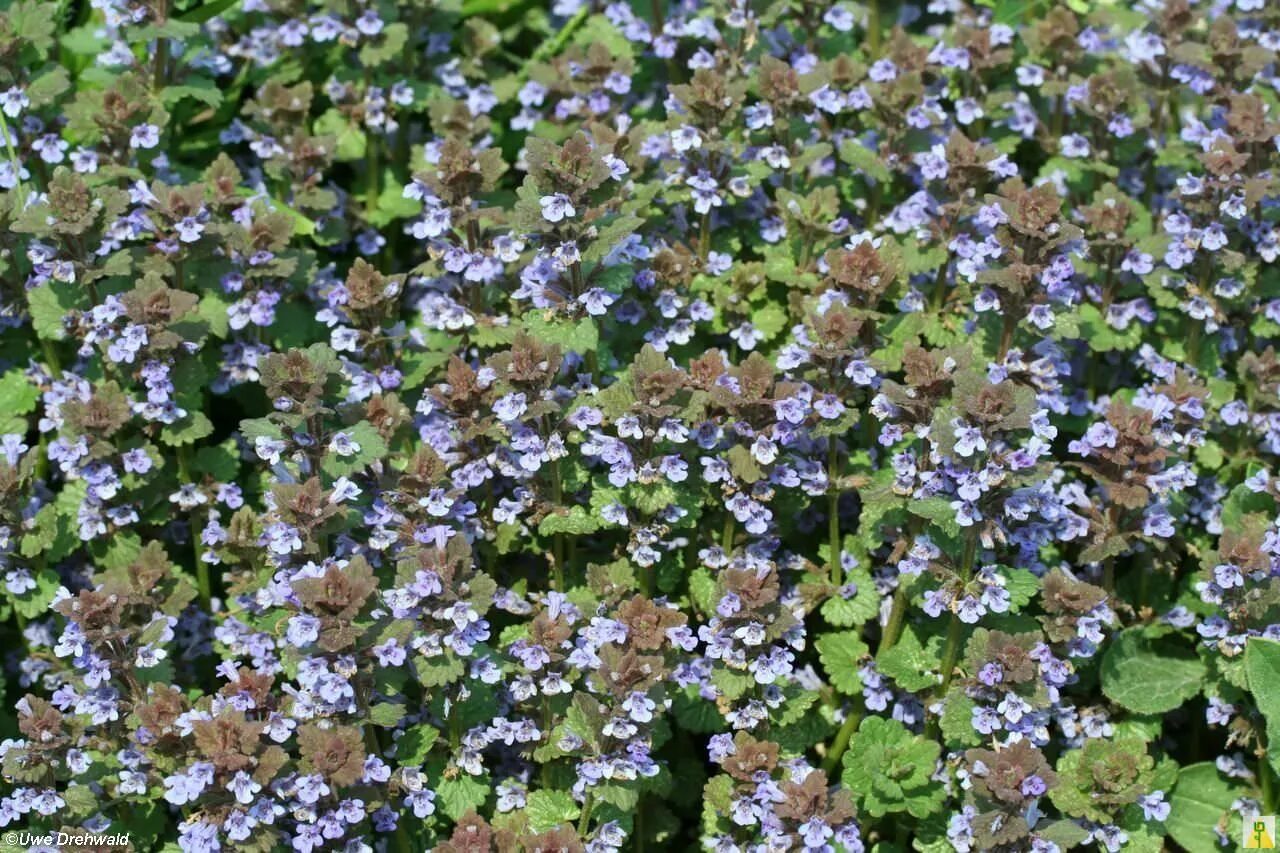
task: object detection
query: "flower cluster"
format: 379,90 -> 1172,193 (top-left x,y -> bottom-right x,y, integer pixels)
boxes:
0,0 -> 1279,850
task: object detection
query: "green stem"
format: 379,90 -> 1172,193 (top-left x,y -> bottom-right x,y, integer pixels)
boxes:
929,531 -> 978,736
721,514 -> 735,556
1255,719 -> 1278,813
635,794 -> 646,852
881,584 -> 908,651
1100,246 -> 1118,312
997,312 -> 1017,360
937,613 -> 967,698
867,0 -> 881,54
0,117 -> 26,204
550,458 -> 565,591
364,727 -> 414,852
1187,322 -> 1202,368
532,6 -> 589,65
821,709 -> 862,775
365,127 -> 380,220
931,255 -> 950,312
40,339 -> 61,376
569,259 -> 583,299
394,823 -> 414,853
153,0 -> 169,90
1051,94 -> 1065,141
828,439 -> 842,587
1262,757 -> 1276,815
176,446 -> 211,609
1137,552 -> 1151,611
577,790 -> 595,836
1145,63 -> 1170,214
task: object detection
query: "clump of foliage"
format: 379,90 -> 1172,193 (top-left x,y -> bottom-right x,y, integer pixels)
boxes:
0,0 -> 1279,850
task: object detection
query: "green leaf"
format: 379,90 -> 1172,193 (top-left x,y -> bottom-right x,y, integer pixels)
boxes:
9,568 -> 61,619
270,200 -> 315,238
1246,638 -> 1280,777
25,67 -> 70,108
369,703 -> 405,728
194,444 -> 239,482
414,653 -> 464,687
97,533 -> 142,571
672,686 -> 725,733
907,496 -> 962,541
525,789 -> 581,832
986,0 -> 1047,26
939,693 -> 980,750
711,668 -> 753,701
321,421 -> 388,476
1167,763 -> 1247,853
8,0 -> 56,52
522,313 -> 598,354
396,724 -> 440,765
1077,303 -> 1144,352
28,282 -> 79,341
816,630 -> 868,695
1195,440 -> 1225,471
369,168 -> 422,227
594,783 -> 639,811
358,22 -> 408,66
1222,483 -> 1275,531
751,302 -> 788,342
689,567 -> 717,615
1037,820 -> 1091,850
436,774 -> 489,821
841,716 -> 944,819
539,505 -> 603,536
774,686 -> 819,726
819,567 -> 880,627
137,20 -> 200,40
838,139 -> 891,182
701,774 -> 734,836
198,292 -> 230,338
160,76 -> 223,108
877,625 -> 943,692
400,348 -> 450,390
0,369 -> 38,416
177,0 -> 241,23
996,566 -> 1040,612
901,241 -> 947,276
1101,630 -> 1206,714
62,783 -> 99,817
20,504 -> 70,561
726,444 -> 763,484
1049,737 -> 1155,823
773,707 -> 835,754
627,481 -> 681,515
762,245 -> 797,283
160,411 -> 214,446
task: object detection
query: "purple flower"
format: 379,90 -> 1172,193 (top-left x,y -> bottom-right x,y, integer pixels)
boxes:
540,193 -> 575,223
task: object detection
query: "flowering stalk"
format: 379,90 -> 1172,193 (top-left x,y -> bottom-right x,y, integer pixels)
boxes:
932,528 -> 978,730
828,437 -> 841,587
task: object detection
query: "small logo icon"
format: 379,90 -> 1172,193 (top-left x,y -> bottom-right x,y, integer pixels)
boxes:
1245,816 -> 1277,849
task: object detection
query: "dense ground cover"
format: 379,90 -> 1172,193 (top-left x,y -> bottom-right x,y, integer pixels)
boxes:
1,0 -> 1280,850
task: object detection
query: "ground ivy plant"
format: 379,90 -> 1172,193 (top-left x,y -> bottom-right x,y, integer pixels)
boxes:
0,0 -> 1279,851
